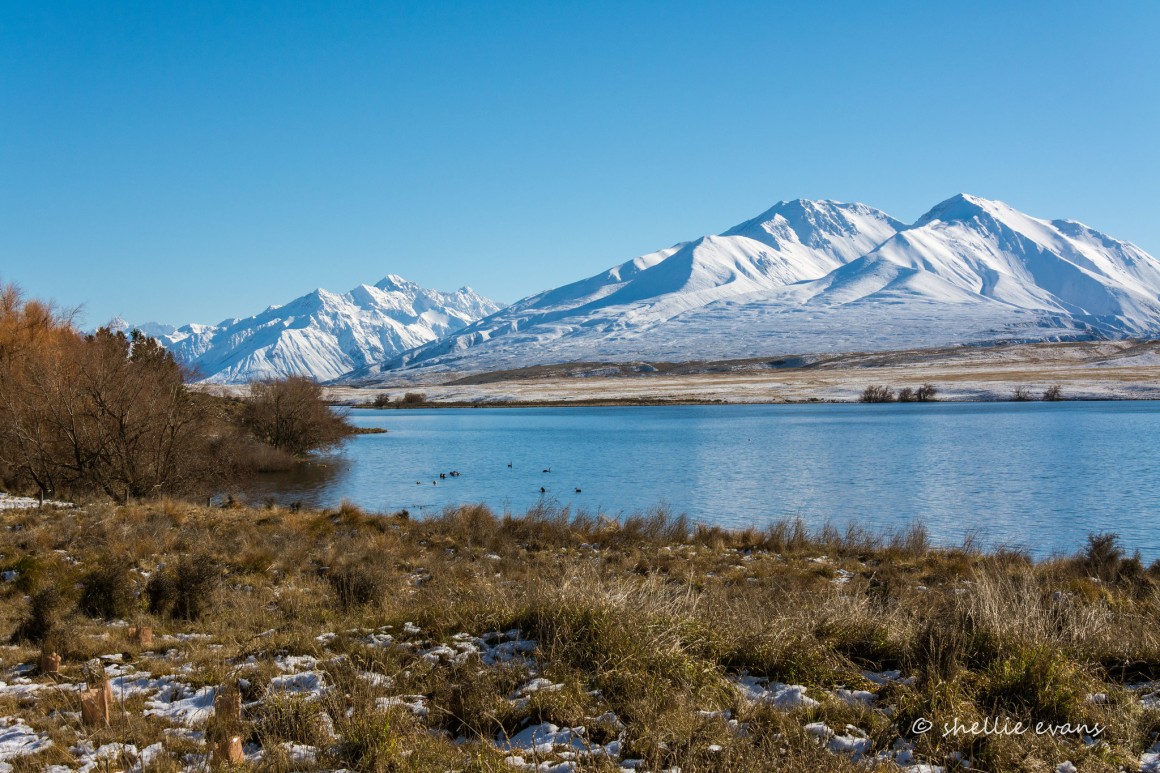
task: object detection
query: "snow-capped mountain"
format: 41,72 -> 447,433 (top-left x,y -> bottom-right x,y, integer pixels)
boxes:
157,275 -> 502,383
341,195 -> 1160,381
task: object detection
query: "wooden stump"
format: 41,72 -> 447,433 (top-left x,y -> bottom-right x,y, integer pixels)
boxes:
39,651 -> 61,675
212,735 -> 243,764
80,679 -> 113,726
127,625 -> 153,648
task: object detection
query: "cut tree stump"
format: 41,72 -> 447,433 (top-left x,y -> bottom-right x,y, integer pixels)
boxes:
80,679 -> 113,726
39,651 -> 60,675
213,735 -> 243,763
127,625 -> 153,647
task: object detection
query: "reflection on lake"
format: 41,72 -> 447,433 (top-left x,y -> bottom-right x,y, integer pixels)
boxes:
235,402 -> 1160,560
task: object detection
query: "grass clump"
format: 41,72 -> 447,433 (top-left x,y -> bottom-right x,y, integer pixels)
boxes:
146,555 -> 219,620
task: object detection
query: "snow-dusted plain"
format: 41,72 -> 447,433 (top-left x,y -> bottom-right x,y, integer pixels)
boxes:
341,195 -> 1160,384
323,340 -> 1160,405
149,276 -> 502,384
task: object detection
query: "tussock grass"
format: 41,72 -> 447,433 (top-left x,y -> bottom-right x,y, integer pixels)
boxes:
0,501 -> 1156,770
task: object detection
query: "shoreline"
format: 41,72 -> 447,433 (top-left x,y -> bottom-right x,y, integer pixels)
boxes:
333,394 -> 1160,409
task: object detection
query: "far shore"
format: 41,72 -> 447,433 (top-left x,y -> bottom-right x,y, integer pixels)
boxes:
316,339 -> 1160,407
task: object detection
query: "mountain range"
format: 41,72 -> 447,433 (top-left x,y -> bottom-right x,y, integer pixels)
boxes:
339,194 -> 1160,383
135,194 -> 1160,384
141,276 -> 502,383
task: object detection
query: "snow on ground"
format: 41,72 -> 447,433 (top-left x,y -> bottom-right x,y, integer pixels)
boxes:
0,622 -> 956,772
0,717 -> 53,765
1142,741 -> 1160,773
143,682 -> 219,725
805,721 -> 873,760
734,676 -> 819,709
498,721 -> 624,771
326,340 -> 1160,406
0,493 -> 71,510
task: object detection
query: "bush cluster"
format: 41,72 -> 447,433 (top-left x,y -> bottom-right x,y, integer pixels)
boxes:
859,383 -> 938,403
1013,384 -> 1065,401
0,281 -> 354,502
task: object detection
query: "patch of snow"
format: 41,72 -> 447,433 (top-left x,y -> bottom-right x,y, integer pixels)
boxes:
267,670 -> 328,699
863,669 -> 916,687
834,687 -> 877,705
499,722 -> 617,757
735,676 -> 819,709
376,695 -> 428,717
0,717 -> 53,762
144,683 -> 218,726
0,493 -> 70,510
1142,741 -> 1160,773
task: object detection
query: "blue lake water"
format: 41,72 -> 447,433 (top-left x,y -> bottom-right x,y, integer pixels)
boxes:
243,402 -> 1160,560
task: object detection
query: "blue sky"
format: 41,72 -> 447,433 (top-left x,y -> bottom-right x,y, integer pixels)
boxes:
2,1 -> 1158,326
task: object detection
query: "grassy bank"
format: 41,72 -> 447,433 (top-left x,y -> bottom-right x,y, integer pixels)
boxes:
0,501 -> 1158,771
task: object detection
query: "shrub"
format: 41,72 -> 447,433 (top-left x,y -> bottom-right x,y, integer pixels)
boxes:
1080,532 -> 1146,586
916,383 -> 938,401
979,645 -> 1083,725
1043,384 -> 1064,401
401,392 -> 427,405
79,561 -> 137,620
1013,386 -> 1032,401
146,556 -> 219,620
372,393 -> 392,408
328,563 -> 387,609
244,377 -> 355,457
11,587 -> 66,645
859,385 -> 895,403
897,387 -> 915,402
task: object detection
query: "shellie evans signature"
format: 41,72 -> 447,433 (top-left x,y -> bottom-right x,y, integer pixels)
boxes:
911,717 -> 1105,739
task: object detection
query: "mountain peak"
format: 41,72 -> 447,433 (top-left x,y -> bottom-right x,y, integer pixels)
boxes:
375,274 -> 415,292
914,193 -> 1011,227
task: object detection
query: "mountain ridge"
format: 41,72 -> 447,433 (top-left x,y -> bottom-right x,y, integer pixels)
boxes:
146,276 -> 503,383
338,194 -> 1160,383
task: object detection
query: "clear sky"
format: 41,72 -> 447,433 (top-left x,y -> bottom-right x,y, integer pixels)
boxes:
2,1 -> 1158,327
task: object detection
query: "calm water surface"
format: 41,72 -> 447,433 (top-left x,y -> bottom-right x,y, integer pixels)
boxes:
243,402 -> 1160,559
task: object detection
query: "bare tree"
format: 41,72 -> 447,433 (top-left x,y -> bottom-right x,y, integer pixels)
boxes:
859,385 -> 895,403
243,377 -> 354,457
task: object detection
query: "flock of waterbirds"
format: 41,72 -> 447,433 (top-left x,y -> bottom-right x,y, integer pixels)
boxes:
416,462 -> 581,495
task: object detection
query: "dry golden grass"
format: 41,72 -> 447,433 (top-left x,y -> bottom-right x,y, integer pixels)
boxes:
0,501 -> 1156,771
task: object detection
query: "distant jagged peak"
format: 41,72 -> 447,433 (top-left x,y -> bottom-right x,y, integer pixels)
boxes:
375,273 -> 420,292
153,273 -> 503,383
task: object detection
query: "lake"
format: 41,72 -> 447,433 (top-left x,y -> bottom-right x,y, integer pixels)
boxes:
240,402 -> 1160,560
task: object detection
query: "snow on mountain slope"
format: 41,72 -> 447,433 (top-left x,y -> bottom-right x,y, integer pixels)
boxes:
160,275 -> 502,383
340,196 -> 1160,382
866,194 -> 1160,330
